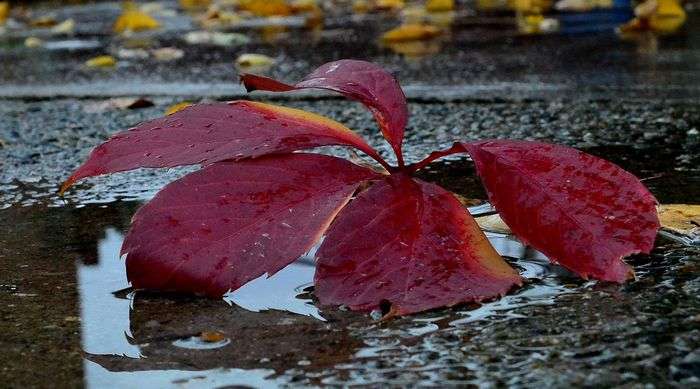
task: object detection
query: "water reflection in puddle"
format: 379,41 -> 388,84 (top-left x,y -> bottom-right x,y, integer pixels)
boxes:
76,226 -> 317,388
72,203 -> 598,387
84,359 -> 281,388
77,228 -> 141,359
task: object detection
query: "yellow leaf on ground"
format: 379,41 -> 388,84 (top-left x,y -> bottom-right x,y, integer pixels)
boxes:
165,101 -> 193,115
235,53 -> 275,69
24,37 -> 44,48
152,47 -> 184,61
511,0 -> 553,11
85,55 -> 117,68
51,19 -> 75,34
619,0 -> 685,34
239,0 -> 291,16
473,204 -> 700,244
114,10 -> 160,34
657,204 -> 700,235
30,16 -> 58,28
180,0 -> 211,11
376,0 -> 405,11
290,0 -> 318,13
352,0 -> 370,13
199,331 -> 226,342
0,2 -> 9,25
475,214 -> 512,234
426,0 -> 454,12
382,23 -> 441,42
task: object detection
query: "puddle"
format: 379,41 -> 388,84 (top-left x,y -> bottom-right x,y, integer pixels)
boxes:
84,360 -> 281,389
1,141 -> 699,386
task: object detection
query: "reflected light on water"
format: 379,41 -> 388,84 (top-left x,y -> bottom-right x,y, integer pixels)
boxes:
76,227 -> 314,388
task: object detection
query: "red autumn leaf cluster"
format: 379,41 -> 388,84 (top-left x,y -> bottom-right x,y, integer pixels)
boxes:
62,60 -> 660,318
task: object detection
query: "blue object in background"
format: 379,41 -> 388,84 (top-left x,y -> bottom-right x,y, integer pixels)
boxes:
557,0 -> 634,34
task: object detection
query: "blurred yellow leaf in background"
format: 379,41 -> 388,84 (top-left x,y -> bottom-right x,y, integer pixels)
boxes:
239,0 -> 291,16
180,0 -> 212,11
382,23 -> 440,42
376,0 -> 405,11
30,16 -> 58,28
85,55 -> 117,68
236,53 -> 275,69
114,3 -> 161,34
24,37 -> 44,48
51,19 -> 75,35
425,0 -> 454,12
165,102 -> 194,115
0,2 -> 8,26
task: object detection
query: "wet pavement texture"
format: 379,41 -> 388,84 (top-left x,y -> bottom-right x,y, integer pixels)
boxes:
2,0 -> 700,388
1,2 -> 700,100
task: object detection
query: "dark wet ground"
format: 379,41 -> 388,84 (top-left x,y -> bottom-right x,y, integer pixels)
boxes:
1,0 -> 700,387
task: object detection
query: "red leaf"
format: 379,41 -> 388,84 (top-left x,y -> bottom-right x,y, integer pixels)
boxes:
241,60 -> 409,166
462,140 -> 660,282
60,100 -> 385,193
314,174 -> 522,317
122,153 -> 380,297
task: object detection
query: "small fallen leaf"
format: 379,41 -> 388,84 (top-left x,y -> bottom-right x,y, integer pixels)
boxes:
385,40 -> 441,58
184,31 -> 250,46
85,55 -> 117,68
184,31 -> 211,44
199,330 -> 226,342
30,15 -> 57,28
199,6 -> 243,28
152,47 -> 184,61
117,47 -> 150,59
114,10 -> 161,34
382,23 -> 441,42
180,0 -> 212,11
517,13 -> 558,34
352,0 -> 370,13
657,204 -> 700,244
291,0 -> 318,13
24,37 -> 44,48
426,0 -> 454,12
50,18 -> 75,35
0,2 -> 8,25
236,53 -> 275,69
165,101 -> 193,115
375,0 -> 405,11
512,0 -> 553,12
84,97 -> 153,112
475,213 -> 511,234
211,32 -> 250,46
238,0 -> 291,16
619,0 -> 685,34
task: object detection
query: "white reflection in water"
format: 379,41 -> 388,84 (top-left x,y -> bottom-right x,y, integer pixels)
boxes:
77,227 -> 318,388
84,360 -> 281,388
224,256 -> 324,321
77,228 -> 141,358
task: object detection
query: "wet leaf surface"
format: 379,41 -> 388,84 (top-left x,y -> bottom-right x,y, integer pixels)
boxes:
315,174 -> 522,316
463,140 -> 660,282
61,100 -> 383,192
240,59 -> 409,165
123,153 -> 379,297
